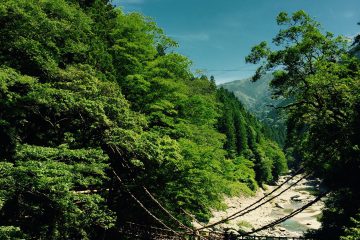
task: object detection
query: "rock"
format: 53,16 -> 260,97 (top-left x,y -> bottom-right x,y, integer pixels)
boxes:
227,229 -> 239,234
275,203 -> 285,209
291,195 -> 308,202
291,194 -> 301,200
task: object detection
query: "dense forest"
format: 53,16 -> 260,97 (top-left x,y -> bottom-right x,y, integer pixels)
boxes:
219,73 -> 287,146
0,0 -> 287,239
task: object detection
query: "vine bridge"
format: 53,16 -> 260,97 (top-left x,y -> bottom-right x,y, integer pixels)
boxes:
111,164 -> 326,240
117,221 -> 317,240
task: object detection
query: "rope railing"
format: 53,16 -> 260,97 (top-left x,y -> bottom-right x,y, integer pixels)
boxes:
112,169 -> 180,235
226,173 -> 312,222
242,191 -> 328,236
114,182 -> 326,239
196,169 -> 307,230
108,143 -> 324,239
119,222 -> 184,240
109,144 -> 191,232
142,186 -> 192,231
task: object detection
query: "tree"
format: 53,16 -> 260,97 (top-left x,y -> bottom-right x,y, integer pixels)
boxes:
341,213 -> 360,240
246,10 -> 360,239
349,22 -> 360,58
0,0 -> 287,238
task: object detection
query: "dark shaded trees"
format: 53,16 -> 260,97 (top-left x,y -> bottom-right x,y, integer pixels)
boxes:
246,10 -> 360,239
216,88 -> 287,185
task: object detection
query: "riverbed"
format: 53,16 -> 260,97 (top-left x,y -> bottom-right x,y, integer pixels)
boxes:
196,174 -> 324,237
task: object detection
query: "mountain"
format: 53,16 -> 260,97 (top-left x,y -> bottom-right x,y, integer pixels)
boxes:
219,73 -> 286,145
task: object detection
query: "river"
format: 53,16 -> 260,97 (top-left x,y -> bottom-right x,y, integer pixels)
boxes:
196,174 -> 324,237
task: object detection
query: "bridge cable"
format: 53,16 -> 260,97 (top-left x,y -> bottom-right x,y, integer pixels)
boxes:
142,186 -> 192,231
109,144 -> 192,232
195,168 -> 306,230
112,169 -> 180,235
226,173 -> 312,222
242,191 -> 329,236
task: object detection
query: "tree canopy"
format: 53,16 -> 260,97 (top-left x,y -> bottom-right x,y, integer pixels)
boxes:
0,0 -> 287,238
246,10 -> 360,240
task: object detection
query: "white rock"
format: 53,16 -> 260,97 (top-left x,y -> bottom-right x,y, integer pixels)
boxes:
275,203 -> 285,209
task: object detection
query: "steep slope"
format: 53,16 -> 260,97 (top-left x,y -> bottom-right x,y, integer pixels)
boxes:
0,1 -> 287,238
219,74 -> 286,145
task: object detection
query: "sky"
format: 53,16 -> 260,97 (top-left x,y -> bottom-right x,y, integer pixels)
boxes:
113,0 -> 360,84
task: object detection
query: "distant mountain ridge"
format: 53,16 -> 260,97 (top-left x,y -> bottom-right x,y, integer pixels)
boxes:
219,73 -> 286,145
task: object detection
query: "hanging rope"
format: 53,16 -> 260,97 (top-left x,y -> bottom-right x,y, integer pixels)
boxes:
242,191 -> 329,236
226,173 -> 312,222
108,143 -> 321,239
112,169 -> 180,235
181,208 -> 205,228
196,169 -> 308,230
109,144 -> 191,231
142,186 -> 192,231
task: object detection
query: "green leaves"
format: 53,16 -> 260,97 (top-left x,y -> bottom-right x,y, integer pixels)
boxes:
0,0 -> 288,237
247,10 -> 360,239
0,145 -> 115,239
0,226 -> 26,240
341,213 -> 360,240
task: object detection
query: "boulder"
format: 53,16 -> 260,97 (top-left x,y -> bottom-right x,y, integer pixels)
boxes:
291,195 -> 308,202
291,194 -> 301,200
275,203 -> 285,209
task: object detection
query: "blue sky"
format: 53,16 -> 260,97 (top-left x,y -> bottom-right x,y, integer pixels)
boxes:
113,0 -> 360,84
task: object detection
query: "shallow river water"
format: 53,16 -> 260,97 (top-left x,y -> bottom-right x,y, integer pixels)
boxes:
206,174 -> 324,237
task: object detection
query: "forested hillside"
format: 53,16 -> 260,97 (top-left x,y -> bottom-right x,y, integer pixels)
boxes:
219,74 -> 286,145
0,0 -> 287,239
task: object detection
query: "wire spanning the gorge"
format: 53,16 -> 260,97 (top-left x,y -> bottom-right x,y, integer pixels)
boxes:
243,191 -> 328,236
109,144 -> 191,232
226,173 -> 311,222
196,168 -> 307,230
112,169 -> 180,235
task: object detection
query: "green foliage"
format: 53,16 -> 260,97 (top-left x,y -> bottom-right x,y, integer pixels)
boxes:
219,74 -> 287,146
341,213 -> 360,240
0,0 -> 287,238
0,226 -> 26,240
247,10 -> 360,239
216,88 -> 287,185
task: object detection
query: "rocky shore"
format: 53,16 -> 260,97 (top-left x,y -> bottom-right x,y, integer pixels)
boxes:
197,174 -> 324,237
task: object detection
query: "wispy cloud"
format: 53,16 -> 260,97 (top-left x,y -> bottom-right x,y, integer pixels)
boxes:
170,33 -> 210,42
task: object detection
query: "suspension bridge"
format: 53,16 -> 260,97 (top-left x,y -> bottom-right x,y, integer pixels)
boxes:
109,145 -> 325,240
